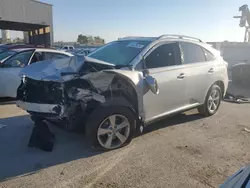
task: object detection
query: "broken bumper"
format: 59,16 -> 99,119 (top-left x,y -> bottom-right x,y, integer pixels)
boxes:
16,101 -> 63,116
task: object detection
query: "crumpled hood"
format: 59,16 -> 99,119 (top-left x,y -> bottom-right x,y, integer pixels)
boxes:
20,56 -> 115,82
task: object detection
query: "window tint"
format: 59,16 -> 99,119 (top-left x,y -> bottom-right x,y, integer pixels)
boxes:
0,50 -> 17,61
89,40 -> 150,66
180,42 -> 206,64
30,52 -> 43,64
203,48 -> 215,61
3,50 -> 33,68
69,47 -> 74,50
145,43 -> 177,69
44,52 -> 68,60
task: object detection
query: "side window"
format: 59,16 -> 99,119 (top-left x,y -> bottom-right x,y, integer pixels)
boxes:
180,42 -> 206,64
44,52 -> 68,60
145,43 -> 177,69
30,52 -> 43,64
203,48 -> 215,61
3,50 -> 33,68
69,47 -> 74,50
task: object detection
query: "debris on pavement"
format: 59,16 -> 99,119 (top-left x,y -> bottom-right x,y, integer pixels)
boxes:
244,127 -> 250,133
224,92 -> 250,104
28,119 -> 55,152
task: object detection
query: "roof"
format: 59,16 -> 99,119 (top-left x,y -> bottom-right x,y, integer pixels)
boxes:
7,48 -> 74,56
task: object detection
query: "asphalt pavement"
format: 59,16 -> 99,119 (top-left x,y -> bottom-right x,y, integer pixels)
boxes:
0,97 -> 250,188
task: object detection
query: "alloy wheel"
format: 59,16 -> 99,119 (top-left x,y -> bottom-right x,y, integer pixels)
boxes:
97,114 -> 130,149
207,89 -> 220,113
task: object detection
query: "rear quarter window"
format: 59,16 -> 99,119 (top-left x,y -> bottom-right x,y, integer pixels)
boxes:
179,42 -> 206,64
203,48 -> 215,61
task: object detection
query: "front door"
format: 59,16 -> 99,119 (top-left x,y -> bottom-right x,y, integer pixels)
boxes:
0,50 -> 34,97
142,42 -> 188,122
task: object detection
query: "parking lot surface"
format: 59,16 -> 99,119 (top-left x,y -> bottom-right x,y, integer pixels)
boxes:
0,98 -> 250,188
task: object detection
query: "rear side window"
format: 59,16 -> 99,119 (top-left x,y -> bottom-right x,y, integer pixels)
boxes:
145,43 -> 178,69
203,48 -> 215,61
180,42 -> 206,64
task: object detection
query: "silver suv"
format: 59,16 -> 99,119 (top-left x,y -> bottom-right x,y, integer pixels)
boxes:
16,35 -> 228,150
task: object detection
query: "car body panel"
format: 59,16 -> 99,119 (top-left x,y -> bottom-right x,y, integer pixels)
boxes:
143,65 -> 188,122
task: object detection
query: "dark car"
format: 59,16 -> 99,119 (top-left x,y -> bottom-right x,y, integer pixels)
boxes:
231,63 -> 250,86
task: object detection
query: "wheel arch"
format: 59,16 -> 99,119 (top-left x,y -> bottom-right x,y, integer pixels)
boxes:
203,80 -> 225,104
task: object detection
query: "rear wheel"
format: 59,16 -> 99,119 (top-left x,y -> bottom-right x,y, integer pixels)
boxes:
85,106 -> 136,150
198,84 -> 222,116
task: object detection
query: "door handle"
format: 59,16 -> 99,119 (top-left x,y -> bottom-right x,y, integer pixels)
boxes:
208,68 -> 214,73
177,73 -> 186,79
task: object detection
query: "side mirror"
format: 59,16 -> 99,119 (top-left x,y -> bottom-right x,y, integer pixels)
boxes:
145,75 -> 159,95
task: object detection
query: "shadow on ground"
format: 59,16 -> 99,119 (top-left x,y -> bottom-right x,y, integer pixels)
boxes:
0,109 -> 203,182
0,114 -> 101,182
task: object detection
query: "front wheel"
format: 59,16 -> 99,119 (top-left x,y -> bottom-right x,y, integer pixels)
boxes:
85,106 -> 136,150
198,84 -> 222,116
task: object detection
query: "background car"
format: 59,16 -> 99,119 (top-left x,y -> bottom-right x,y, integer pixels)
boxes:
0,48 -> 73,98
231,63 -> 250,86
0,43 -> 53,62
58,46 -> 74,51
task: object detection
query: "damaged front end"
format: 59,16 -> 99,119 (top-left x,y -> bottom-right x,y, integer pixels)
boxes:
16,56 -> 143,131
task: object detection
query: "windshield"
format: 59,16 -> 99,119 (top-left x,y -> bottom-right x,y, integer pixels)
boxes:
88,40 -> 150,65
0,50 -> 17,61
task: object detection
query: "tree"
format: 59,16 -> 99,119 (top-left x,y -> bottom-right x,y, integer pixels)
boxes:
77,34 -> 105,45
93,36 -> 105,44
77,34 -> 88,44
87,36 -> 94,44
13,37 -> 24,43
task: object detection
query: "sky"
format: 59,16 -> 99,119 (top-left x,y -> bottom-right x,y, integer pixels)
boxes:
6,0 -> 250,42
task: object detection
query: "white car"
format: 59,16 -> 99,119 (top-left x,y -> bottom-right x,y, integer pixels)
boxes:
59,46 -> 74,51
0,48 -> 73,98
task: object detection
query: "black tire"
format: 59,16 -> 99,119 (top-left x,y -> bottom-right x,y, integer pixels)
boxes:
85,105 -> 136,151
198,84 -> 222,117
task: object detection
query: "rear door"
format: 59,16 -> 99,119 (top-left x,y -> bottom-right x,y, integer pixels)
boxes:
142,42 -> 188,122
179,42 -> 216,104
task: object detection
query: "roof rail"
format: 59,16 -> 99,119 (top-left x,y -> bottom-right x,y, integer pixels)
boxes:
158,34 -> 204,43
